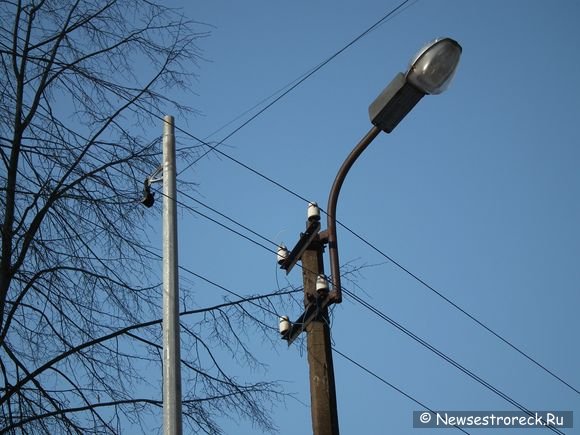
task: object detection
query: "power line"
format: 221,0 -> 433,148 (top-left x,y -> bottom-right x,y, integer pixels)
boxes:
20,122 -> 570,433
200,1 -> 418,143
177,0 -> 417,176
173,172 -> 580,400
149,184 -> 572,434
137,236 -> 289,319
67,121 -> 580,398
20,0 -> 564,402
130,188 -> 504,432
12,3 -> 571,428
143,145 -> 579,400
342,287 -> 566,435
134,195 -> 486,433
334,220 -> 580,396
171,127 -> 580,398
128,84 -> 580,398
70,182 -> 512,434
163,196 -> 488,433
33,0 -> 575,400
177,188 -> 278,249
332,347 -> 471,435
63,190 -> 295,319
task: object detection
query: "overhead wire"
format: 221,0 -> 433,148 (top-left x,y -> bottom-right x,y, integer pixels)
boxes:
155,117 -> 580,397
19,0 -> 573,404
147,172 -> 574,433
177,188 -> 278,249
88,148 -> 580,424
332,347 -> 472,435
336,223 -> 580,396
17,119 -> 569,435
200,0 -> 418,142
141,129 -> 580,399
117,168 -> 494,427
58,188 -> 298,319
176,198 -> 569,434
12,1 -> 568,427
65,173 -> 510,432
145,184 -> 570,433
177,0 -> 417,176
178,197 -> 571,433
19,54 -> 579,399
341,287 -> 566,435
118,6 -> 580,396
139,197 -> 492,431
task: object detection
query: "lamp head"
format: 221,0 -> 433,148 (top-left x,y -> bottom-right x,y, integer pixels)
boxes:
369,37 -> 462,133
406,37 -> 462,95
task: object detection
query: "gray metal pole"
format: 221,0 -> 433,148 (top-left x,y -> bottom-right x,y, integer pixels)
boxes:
162,115 -> 182,435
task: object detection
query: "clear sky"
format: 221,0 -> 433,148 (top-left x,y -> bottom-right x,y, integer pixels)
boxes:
152,1 -> 580,433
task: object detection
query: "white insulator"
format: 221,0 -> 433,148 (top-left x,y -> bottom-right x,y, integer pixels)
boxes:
279,316 -> 290,335
276,244 -> 289,265
316,274 -> 329,294
307,202 -> 320,221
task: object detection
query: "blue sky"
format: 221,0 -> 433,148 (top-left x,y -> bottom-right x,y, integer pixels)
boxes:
153,1 -> 580,433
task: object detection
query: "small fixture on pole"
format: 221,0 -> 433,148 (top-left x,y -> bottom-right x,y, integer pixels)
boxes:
141,164 -> 162,208
141,180 -> 155,208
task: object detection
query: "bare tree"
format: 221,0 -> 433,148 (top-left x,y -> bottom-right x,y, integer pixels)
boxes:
0,1 -> 287,433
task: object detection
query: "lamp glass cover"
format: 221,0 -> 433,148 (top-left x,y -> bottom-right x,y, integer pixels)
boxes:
406,38 -> 462,95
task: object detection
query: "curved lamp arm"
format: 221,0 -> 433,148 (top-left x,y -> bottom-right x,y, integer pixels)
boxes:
326,125 -> 381,304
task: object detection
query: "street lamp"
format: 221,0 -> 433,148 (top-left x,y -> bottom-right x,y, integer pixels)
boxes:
327,37 -> 462,304
278,37 -> 462,435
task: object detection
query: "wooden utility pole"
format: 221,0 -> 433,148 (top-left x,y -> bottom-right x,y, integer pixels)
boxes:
279,205 -> 340,435
301,235 -> 339,435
